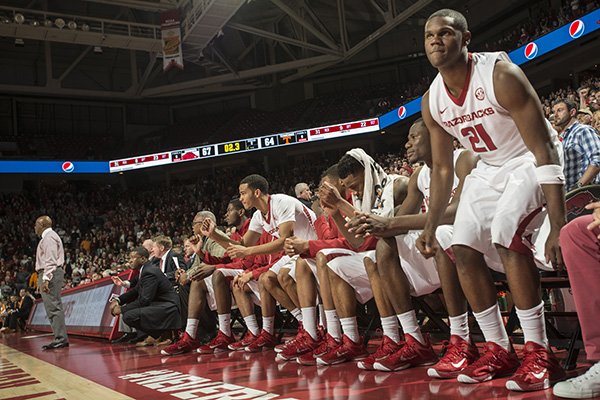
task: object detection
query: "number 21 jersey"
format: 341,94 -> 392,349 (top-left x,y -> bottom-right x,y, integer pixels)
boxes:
429,52 -> 556,167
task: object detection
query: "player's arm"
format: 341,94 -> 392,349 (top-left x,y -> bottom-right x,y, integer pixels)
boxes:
418,91 -> 456,256
494,61 -> 566,267
244,221 -> 293,256
204,215 -> 260,249
351,151 -> 478,236
348,168 -> 423,237
330,210 -> 364,248
227,212 -> 293,259
392,176 -> 410,207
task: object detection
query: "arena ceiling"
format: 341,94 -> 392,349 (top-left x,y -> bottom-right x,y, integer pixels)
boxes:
0,0 -> 518,100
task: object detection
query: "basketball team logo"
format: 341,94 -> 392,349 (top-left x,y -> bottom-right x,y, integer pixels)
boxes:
569,20 -> 584,39
524,42 -> 538,60
397,106 -> 407,119
62,161 -> 74,173
475,87 -> 485,101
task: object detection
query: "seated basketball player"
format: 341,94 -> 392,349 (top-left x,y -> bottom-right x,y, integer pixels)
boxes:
204,174 -> 318,352
283,149 -> 408,365
348,118 -> 482,374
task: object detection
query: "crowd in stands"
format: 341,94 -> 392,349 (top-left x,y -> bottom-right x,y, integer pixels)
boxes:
476,0 -> 600,53
1,68 -> 599,303
0,150 -> 417,302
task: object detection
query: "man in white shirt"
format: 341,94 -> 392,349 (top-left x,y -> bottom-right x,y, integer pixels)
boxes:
35,215 -> 68,350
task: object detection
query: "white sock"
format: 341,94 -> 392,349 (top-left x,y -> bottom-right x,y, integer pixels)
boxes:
290,308 -> 303,321
218,314 -> 231,337
473,304 -> 510,351
340,316 -> 359,343
325,310 -> 341,340
302,307 -> 318,340
381,316 -> 401,344
516,301 -> 548,347
397,310 -> 424,344
449,312 -> 470,342
244,315 -> 260,336
318,304 -> 326,329
262,316 -> 275,335
185,318 -> 199,338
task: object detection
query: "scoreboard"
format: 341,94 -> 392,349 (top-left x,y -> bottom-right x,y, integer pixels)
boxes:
109,118 -> 379,173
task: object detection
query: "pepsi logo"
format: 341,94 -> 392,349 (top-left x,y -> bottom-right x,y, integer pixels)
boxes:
398,106 -> 407,119
62,161 -> 74,173
524,42 -> 538,60
569,20 -> 584,39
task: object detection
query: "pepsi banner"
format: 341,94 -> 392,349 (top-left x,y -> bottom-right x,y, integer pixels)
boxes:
0,161 -> 109,174
379,8 -> 600,129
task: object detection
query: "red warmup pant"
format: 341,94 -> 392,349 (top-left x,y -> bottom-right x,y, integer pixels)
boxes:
560,214 -> 600,361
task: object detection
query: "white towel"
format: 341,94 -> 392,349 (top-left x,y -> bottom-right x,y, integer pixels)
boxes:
346,148 -> 397,217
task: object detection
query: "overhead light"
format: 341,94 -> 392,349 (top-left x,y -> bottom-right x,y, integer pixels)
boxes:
81,23 -> 89,32
31,19 -> 40,27
54,18 -> 65,29
44,19 -> 52,27
67,20 -> 77,30
3,17 -> 10,24
14,38 -> 24,47
14,13 -> 25,24
93,46 -> 103,54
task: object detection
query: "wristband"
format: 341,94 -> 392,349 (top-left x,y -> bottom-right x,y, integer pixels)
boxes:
535,164 -> 565,185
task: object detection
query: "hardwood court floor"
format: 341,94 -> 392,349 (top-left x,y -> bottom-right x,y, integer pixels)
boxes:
0,332 -> 598,399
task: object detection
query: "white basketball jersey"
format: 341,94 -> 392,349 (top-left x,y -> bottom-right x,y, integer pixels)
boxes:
249,194 -> 318,241
429,52 -> 558,167
418,149 -> 463,212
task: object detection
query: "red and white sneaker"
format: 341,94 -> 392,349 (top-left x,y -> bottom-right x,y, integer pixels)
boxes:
373,334 -> 437,372
197,331 -> 235,354
297,334 -> 340,366
357,335 -> 404,371
244,330 -> 277,353
160,332 -> 200,355
505,341 -> 566,391
457,341 -> 520,384
427,335 -> 480,379
316,335 -> 369,366
277,331 -> 321,361
275,323 -> 304,354
228,330 -> 258,351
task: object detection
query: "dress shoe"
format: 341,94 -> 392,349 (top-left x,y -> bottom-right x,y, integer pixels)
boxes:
42,342 -> 69,350
128,333 -> 148,344
111,332 -> 137,344
136,336 -> 157,347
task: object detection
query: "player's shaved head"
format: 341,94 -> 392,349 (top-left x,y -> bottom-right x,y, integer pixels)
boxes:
427,9 -> 468,32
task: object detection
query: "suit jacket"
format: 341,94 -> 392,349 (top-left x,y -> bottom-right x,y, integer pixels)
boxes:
118,262 -> 181,331
160,249 -> 186,284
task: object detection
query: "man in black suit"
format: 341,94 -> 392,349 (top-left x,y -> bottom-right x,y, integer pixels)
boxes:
6,288 -> 35,331
153,235 -> 185,284
110,247 -> 181,340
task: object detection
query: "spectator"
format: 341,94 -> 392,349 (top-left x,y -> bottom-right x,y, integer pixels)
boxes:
552,98 -> 600,190
577,108 -> 594,126
15,265 -> 30,292
554,201 -> 600,399
294,182 -> 314,208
